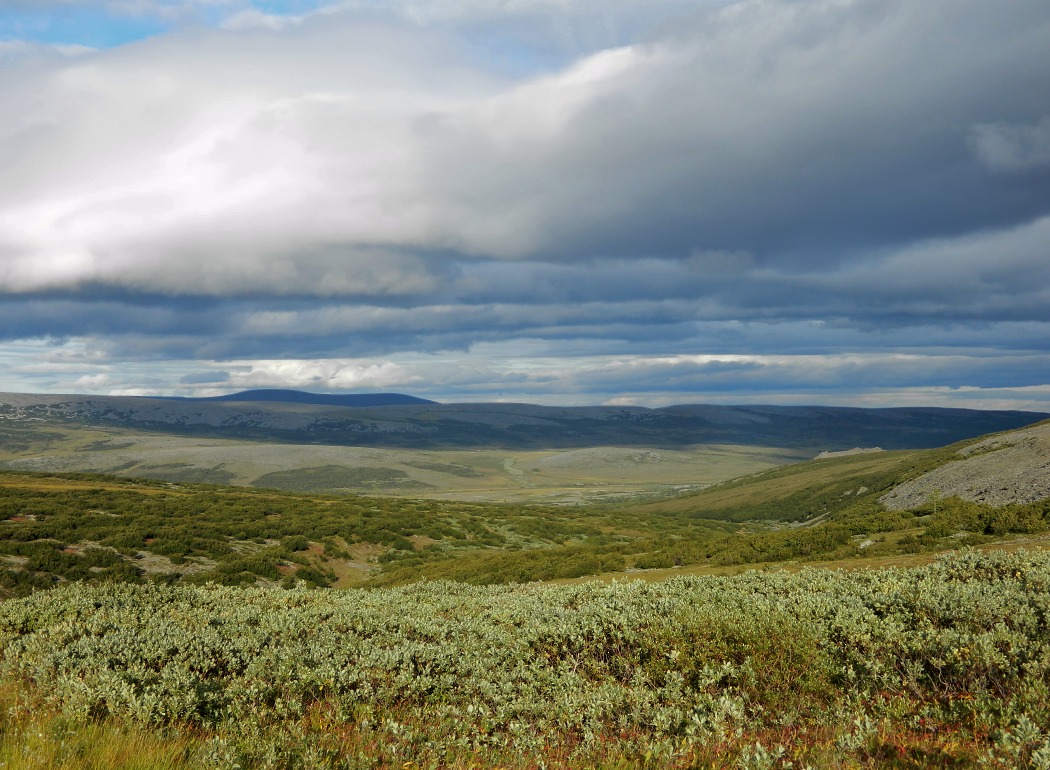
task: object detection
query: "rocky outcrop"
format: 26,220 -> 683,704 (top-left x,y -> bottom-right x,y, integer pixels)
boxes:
815,447 -> 884,459
881,421 -> 1050,510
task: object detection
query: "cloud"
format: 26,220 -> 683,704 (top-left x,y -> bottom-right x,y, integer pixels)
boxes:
0,0 -> 244,14
4,332 -> 1050,410
72,372 -> 112,388
1,0 -> 1049,406
2,0 -> 1047,298
970,117 -> 1050,174
223,358 -> 420,390
0,40 -> 95,59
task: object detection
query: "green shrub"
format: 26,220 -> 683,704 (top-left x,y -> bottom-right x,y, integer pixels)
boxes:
0,550 -> 1048,769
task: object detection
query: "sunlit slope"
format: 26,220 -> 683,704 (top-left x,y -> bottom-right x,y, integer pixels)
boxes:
631,418 -> 1050,524
628,448 -> 932,522
0,418 -> 807,504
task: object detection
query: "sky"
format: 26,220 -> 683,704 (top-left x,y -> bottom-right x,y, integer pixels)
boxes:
1,0 -> 1049,409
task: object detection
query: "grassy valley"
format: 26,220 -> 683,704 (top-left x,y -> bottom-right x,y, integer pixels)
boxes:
2,420 -> 1050,592
4,391 -> 1045,506
0,417 -> 808,505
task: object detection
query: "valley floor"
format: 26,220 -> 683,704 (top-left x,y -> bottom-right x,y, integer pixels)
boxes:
0,419 -> 809,504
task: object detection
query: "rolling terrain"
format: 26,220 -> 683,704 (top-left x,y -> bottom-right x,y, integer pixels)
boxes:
0,421 -> 808,504
2,391 -> 1048,591
0,417 -> 1048,593
2,390 -> 1045,504
1,412 -> 1049,768
2,390 -> 1044,450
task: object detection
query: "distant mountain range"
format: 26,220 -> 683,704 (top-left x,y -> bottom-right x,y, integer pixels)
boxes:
171,389 -> 437,407
1,390 -> 1046,452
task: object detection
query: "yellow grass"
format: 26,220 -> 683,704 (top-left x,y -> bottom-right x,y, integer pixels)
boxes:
0,473 -> 173,495
630,450 -> 916,516
0,682 -> 203,770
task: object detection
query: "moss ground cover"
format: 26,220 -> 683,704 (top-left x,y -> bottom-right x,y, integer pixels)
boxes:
1,550 -> 1049,768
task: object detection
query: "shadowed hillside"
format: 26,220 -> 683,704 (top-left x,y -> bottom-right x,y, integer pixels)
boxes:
186,389 -> 437,407
2,392 -> 1045,451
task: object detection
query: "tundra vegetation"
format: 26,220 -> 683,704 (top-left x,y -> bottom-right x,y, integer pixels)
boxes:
1,424 -> 1050,767
1,551 -> 1050,768
4,427 -> 1050,592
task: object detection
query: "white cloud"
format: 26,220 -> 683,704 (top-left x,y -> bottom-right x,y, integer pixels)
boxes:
220,9 -> 305,31
0,40 -> 96,60
2,334 -> 1049,411
3,0 -> 1047,297
9,0 -> 245,14
0,20 -> 492,294
224,358 -> 421,390
73,373 -> 112,388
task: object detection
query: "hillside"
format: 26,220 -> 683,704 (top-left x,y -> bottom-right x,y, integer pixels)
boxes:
2,391 -> 1044,450
881,419 -> 1050,509
2,419 -> 1050,592
631,420 -> 1050,521
192,389 -> 437,407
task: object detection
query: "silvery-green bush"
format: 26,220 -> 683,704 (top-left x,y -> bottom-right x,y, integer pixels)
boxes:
1,549 -> 1048,763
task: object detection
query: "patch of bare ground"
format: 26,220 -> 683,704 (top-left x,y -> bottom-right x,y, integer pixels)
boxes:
312,540 -> 383,587
326,560 -> 375,587
408,534 -> 436,549
133,552 -> 216,575
881,421 -> 1050,510
814,446 -> 883,459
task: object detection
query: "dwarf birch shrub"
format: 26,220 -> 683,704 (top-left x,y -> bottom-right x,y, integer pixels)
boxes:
0,549 -> 1049,766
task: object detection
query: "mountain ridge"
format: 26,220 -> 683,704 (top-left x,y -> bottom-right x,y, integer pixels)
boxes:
1,391 -> 1046,452
164,389 -> 438,407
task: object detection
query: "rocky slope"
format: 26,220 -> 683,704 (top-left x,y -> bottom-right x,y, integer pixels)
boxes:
881,420 -> 1050,509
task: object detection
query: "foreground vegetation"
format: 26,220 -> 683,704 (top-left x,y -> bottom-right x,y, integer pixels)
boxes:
0,549 -> 1049,768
